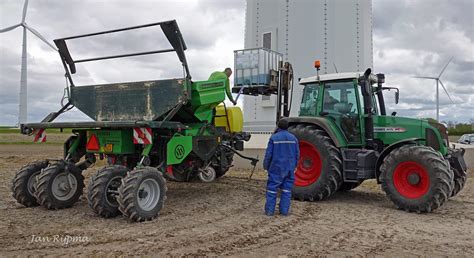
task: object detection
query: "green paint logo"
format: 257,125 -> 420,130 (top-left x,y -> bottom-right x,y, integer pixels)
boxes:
174,145 -> 185,159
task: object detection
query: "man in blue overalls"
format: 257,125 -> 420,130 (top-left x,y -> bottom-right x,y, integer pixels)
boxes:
263,119 -> 300,216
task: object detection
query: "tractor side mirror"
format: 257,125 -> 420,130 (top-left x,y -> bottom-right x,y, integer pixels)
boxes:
395,91 -> 399,104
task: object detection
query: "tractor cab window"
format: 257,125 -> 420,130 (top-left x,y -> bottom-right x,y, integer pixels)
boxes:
322,81 -> 362,143
373,94 -> 380,115
300,83 -> 319,116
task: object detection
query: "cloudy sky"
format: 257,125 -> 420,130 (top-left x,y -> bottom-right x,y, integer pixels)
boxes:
0,0 -> 472,125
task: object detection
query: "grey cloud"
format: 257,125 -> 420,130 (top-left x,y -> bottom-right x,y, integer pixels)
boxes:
1,0 -> 245,125
1,0 -> 471,125
373,0 -> 473,122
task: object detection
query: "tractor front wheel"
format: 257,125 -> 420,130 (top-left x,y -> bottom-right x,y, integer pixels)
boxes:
11,160 -> 50,207
380,145 -> 453,213
118,167 -> 167,222
35,161 -> 85,209
288,124 -> 342,201
450,168 -> 467,197
87,165 -> 129,218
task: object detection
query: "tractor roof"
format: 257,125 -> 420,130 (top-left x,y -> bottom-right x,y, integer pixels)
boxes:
300,72 -> 365,84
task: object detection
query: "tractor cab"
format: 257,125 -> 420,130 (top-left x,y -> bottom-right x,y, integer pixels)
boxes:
299,72 -> 374,145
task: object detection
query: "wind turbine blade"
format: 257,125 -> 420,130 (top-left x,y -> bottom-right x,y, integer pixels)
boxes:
413,76 -> 437,79
24,25 -> 57,51
0,23 -> 21,33
438,56 -> 453,78
22,0 -> 29,23
439,80 -> 454,103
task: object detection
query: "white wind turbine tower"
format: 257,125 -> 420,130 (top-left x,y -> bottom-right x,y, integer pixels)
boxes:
0,0 -> 57,125
414,57 -> 454,122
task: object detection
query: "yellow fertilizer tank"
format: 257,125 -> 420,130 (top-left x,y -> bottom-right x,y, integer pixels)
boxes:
214,104 -> 243,133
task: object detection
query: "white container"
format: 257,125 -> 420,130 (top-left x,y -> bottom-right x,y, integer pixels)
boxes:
234,48 -> 283,87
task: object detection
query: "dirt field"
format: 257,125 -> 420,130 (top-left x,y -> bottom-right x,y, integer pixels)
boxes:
0,144 -> 473,256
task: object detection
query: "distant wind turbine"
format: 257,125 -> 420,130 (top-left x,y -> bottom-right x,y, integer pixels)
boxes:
413,57 -> 454,121
0,0 -> 57,125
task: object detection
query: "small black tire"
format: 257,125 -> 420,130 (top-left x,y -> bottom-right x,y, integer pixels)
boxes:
165,157 -> 192,182
380,145 -> 453,213
214,155 -> 234,179
451,168 -> 467,197
87,165 -> 128,218
288,124 -> 343,201
169,167 -> 190,182
35,161 -> 85,209
11,160 -> 50,207
118,167 -> 167,222
338,182 -> 362,192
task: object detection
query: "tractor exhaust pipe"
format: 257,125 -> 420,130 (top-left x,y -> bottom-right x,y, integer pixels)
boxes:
376,73 -> 386,116
361,68 -> 374,149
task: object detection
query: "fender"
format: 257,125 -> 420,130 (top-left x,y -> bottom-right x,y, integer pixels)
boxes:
375,138 -> 423,183
282,116 -> 346,147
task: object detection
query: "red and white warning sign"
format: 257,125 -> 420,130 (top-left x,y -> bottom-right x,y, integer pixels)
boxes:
133,127 -> 152,144
33,128 -> 46,143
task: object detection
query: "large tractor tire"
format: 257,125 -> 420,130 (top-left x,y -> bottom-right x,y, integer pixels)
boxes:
450,168 -> 467,197
380,145 -> 453,213
288,124 -> 343,201
11,160 -> 50,207
87,165 -> 128,218
35,161 -> 85,209
118,167 -> 167,222
338,182 -> 362,192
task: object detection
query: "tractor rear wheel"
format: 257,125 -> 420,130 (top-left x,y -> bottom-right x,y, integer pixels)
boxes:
11,160 -> 50,207
338,182 -> 362,192
118,167 -> 167,222
288,124 -> 342,201
380,145 -> 453,213
87,165 -> 128,218
450,168 -> 467,197
35,161 -> 85,209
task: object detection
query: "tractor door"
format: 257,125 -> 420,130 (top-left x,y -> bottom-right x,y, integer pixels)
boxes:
299,83 -> 319,116
321,80 -> 363,144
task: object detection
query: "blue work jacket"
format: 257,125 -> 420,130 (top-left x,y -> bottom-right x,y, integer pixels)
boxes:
263,129 -> 300,172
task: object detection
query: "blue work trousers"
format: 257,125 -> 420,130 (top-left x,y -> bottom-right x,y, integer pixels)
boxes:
265,169 -> 295,216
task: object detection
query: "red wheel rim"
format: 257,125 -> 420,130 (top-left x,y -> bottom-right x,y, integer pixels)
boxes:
294,141 -> 322,187
393,161 -> 430,199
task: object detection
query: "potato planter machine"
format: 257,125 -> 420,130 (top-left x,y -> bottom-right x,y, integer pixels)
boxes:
14,20 -> 257,222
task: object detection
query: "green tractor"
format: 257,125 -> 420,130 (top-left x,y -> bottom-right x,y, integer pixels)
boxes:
234,53 -> 467,213
289,67 -> 467,212
11,20 -> 256,222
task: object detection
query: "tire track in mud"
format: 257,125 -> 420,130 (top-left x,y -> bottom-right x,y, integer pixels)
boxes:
0,172 -> 268,254
141,177 -> 265,232
164,203 -> 321,256
5,176 -> 270,254
58,177 -> 276,255
2,152 -> 474,256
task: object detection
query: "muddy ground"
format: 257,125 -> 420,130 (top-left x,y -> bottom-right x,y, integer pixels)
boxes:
0,144 -> 473,256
